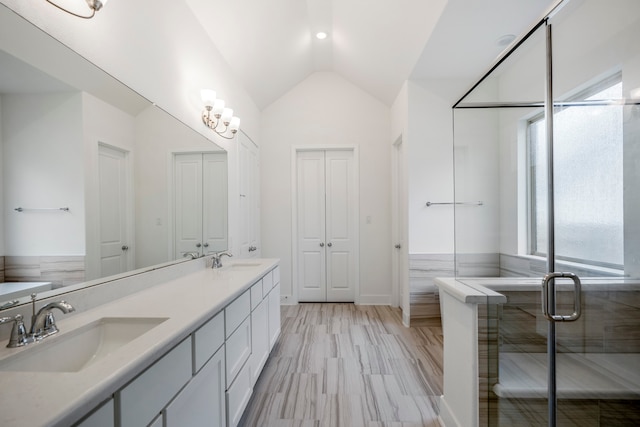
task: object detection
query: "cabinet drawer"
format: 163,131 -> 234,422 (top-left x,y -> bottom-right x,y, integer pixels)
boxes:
225,316 -> 251,388
193,310 -> 224,373
226,362 -> 252,427
250,280 -> 263,311
118,338 -> 191,427
225,290 -> 250,338
262,270 -> 273,294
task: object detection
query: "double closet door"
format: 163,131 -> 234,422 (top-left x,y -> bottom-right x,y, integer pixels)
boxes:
174,153 -> 228,258
296,149 -> 356,302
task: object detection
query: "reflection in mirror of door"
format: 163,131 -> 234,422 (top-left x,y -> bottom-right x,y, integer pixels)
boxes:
0,6 -> 228,306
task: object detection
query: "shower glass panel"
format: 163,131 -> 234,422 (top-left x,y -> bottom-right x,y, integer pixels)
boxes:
452,0 -> 640,425
549,0 -> 640,425
453,22 -> 547,426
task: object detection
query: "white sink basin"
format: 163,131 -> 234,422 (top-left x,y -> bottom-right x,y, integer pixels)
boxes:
0,317 -> 168,372
227,262 -> 261,270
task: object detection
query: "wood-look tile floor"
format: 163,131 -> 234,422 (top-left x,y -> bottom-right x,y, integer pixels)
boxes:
239,303 -> 444,427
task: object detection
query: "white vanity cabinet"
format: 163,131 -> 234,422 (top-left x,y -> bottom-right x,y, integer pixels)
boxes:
68,264 -> 281,427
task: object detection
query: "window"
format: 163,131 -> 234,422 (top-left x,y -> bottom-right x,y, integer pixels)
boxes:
528,75 -> 623,268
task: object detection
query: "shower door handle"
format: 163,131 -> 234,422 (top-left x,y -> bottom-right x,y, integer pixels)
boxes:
541,272 -> 582,322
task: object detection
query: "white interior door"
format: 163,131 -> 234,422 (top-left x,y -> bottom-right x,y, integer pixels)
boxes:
297,151 -> 327,301
392,137 -> 408,316
325,150 -> 355,302
238,135 -> 260,258
174,153 -> 204,257
296,149 -> 355,302
202,153 -> 228,254
98,144 -> 131,276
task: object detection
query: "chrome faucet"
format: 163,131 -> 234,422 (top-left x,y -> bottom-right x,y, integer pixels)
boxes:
211,251 -> 232,269
30,301 -> 75,340
1,298 -> 75,348
183,252 -> 200,260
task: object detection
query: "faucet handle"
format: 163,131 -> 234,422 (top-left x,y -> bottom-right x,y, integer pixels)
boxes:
1,314 -> 33,348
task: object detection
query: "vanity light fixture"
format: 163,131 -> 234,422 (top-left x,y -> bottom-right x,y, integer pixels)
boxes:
201,89 -> 241,139
46,0 -> 109,19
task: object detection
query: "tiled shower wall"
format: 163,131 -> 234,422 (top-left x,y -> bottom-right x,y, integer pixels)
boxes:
0,256 -> 85,288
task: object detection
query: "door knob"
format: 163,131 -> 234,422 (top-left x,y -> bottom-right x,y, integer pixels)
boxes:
327,242 -> 333,247
319,243 -> 325,247
121,245 -> 129,251
395,244 -> 401,249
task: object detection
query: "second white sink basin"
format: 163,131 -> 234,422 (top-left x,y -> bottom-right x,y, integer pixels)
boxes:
0,317 -> 168,373
227,262 -> 261,270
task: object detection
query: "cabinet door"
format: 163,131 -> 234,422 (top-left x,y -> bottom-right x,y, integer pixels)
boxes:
165,346 -> 226,427
119,338 -> 191,427
75,398 -> 114,427
249,298 -> 269,385
268,283 -> 281,350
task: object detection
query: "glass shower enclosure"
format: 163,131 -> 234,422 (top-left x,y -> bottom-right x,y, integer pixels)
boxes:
452,0 -> 640,425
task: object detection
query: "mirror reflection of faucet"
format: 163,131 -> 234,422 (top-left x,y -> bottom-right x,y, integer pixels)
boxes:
0,295 -> 75,348
211,251 -> 233,269
183,252 -> 200,260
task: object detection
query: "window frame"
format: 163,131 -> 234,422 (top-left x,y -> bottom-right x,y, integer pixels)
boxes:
526,72 -> 623,269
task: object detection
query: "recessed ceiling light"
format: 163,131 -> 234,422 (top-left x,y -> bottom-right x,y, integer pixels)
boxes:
316,32 -> 328,40
496,34 -> 516,47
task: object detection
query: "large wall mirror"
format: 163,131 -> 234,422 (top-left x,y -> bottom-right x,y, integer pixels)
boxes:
0,4 -> 228,307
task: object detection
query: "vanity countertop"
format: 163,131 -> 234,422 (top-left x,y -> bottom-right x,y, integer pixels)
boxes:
0,258 -> 279,427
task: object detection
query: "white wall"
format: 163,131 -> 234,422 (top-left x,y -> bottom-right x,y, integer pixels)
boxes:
261,72 -> 392,303
0,0 -> 260,143
406,80 -> 461,254
2,92 -> 84,255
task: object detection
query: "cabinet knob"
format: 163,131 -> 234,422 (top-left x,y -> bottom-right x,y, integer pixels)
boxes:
319,243 -> 325,247
395,244 -> 401,249
203,243 -> 209,248
196,243 -> 202,248
121,245 -> 129,251
327,242 -> 333,247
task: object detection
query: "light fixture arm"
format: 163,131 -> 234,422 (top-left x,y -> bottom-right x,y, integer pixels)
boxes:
202,107 -> 237,140
45,0 -> 107,19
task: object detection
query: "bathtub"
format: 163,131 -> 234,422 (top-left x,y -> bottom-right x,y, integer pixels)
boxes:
0,282 -> 53,301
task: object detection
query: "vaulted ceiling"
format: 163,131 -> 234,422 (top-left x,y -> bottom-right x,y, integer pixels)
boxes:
185,0 -> 557,110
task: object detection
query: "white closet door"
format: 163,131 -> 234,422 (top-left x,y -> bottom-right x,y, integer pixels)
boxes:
98,145 -> 131,277
202,153 -> 228,254
296,149 -> 355,302
174,153 -> 204,257
297,151 -> 327,302
325,150 -> 355,302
